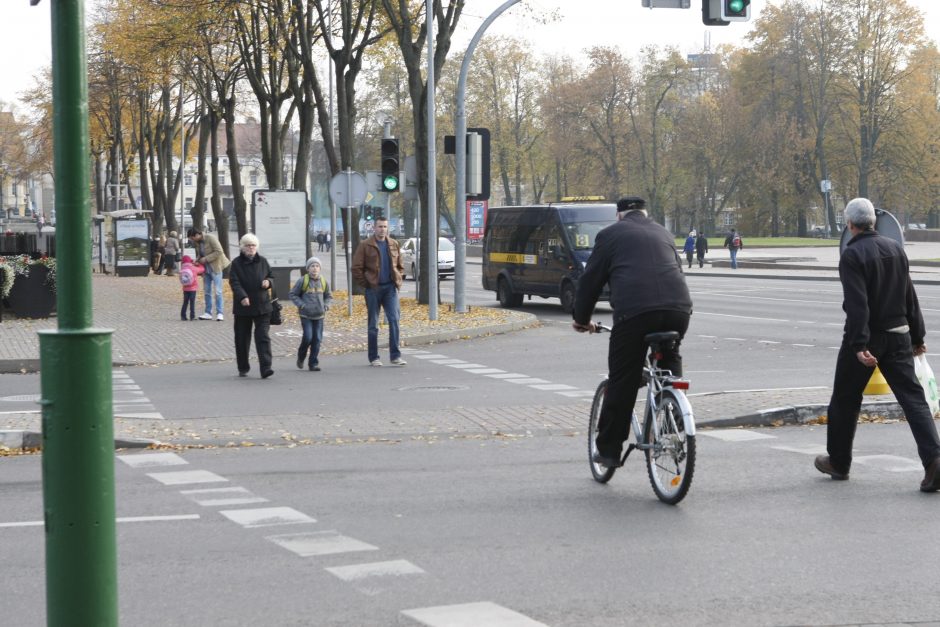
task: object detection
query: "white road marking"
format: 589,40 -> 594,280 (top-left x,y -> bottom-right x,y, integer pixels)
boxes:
688,386 -> 828,398
464,368 -> 506,375
400,349 -> 428,354
117,452 -> 188,468
0,409 -> 40,414
447,363 -> 487,369
697,311 -> 790,323
699,430 -> 776,442
697,334 -> 717,338
0,514 -> 200,529
854,455 -> 922,473
792,344 -> 815,347
413,354 -> 449,360
505,378 -> 549,385
219,506 -> 316,528
146,470 -> 229,485
112,385 -> 141,391
724,337 -> 746,341
758,340 -> 781,345
325,559 -> 425,581
485,373 -> 531,379
402,601 -> 548,627
180,487 -> 269,507
266,530 -> 379,557
428,359 -> 467,365
528,383 -> 578,391
771,444 -> 828,455
556,391 -> 596,398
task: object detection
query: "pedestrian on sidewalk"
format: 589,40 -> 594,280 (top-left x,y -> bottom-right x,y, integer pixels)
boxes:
163,231 -> 180,276
178,255 -> 205,321
682,230 -> 696,269
723,228 -> 742,269
289,257 -> 332,371
229,233 -> 275,379
351,216 -> 406,367
816,197 -> 940,492
188,227 -> 231,321
695,230 -> 709,268
571,196 -> 692,469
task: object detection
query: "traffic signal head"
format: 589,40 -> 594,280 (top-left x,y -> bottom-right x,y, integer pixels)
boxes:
363,205 -> 375,221
721,0 -> 750,21
380,138 -> 400,193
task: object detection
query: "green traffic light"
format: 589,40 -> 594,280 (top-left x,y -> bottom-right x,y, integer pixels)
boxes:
383,175 -> 399,191
728,0 -> 744,13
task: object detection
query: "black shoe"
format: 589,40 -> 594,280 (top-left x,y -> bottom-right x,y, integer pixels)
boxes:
238,371 -> 248,378
310,364 -> 321,371
261,369 -> 274,379
921,457 -> 940,492
592,451 -> 621,468
296,357 -> 304,370
814,455 -> 849,480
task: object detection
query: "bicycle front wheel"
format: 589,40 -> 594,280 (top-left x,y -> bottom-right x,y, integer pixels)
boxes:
645,389 -> 695,504
588,379 -> 616,483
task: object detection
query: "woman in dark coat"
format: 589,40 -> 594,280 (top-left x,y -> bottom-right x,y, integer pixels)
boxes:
229,233 -> 275,378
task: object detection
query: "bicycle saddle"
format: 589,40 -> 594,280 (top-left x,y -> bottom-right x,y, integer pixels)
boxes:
644,331 -> 680,346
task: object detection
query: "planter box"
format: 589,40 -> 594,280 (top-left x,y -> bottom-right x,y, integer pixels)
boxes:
5,264 -> 56,319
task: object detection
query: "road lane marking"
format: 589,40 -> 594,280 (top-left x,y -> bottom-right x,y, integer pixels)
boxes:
528,383 -> 578,391
485,373 -> 531,379
464,368 -> 506,374
758,340 -> 781,344
699,430 -> 776,442
117,452 -> 188,468
697,311 -> 790,323
146,470 -> 228,485
266,530 -> 379,557
724,337 -> 746,341
0,514 -> 200,529
413,354 -> 449,359
180,487 -> 269,507
556,390 -> 596,398
792,344 -> 815,347
428,359 -> 467,365
219,506 -> 316,528
771,444 -> 827,455
853,455 -> 922,472
447,363 -> 487,369
325,559 -> 425,581
402,601 -> 548,627
505,378 -> 549,385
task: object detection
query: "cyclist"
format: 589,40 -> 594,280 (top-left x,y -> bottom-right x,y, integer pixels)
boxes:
572,196 -> 693,468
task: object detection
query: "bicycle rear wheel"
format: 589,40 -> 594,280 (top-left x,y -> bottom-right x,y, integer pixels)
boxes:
645,389 -> 695,504
588,380 -> 616,483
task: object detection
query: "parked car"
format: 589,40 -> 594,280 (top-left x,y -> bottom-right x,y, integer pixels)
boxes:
400,237 -> 456,280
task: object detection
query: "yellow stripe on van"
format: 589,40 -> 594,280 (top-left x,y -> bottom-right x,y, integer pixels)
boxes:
489,252 -> 538,265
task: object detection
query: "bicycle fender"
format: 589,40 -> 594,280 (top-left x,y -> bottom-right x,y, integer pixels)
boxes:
669,389 -> 696,436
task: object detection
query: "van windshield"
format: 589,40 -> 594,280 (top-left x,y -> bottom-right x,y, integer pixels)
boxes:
565,221 -> 613,250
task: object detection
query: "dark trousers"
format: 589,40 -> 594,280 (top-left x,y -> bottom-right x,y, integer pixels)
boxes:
685,251 -> 693,268
596,309 -> 691,458
180,291 -> 196,320
696,252 -> 706,268
827,331 -> 940,470
234,314 -> 272,375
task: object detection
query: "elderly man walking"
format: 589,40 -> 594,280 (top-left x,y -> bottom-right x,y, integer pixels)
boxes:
816,197 -> 940,492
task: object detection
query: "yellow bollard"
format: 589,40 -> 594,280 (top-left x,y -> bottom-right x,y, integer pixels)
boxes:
864,366 -> 891,395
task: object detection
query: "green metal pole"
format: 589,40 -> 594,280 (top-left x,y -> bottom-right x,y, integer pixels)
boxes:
38,0 -> 117,625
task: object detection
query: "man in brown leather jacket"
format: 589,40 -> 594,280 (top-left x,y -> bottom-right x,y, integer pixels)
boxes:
351,217 -> 406,367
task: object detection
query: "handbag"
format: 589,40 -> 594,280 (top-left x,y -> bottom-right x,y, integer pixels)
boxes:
269,285 -> 283,326
914,354 -> 940,416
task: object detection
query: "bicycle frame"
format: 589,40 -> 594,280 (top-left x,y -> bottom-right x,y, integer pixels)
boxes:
623,354 -> 695,462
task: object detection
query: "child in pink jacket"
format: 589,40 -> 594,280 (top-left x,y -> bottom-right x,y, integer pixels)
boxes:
179,255 -> 205,320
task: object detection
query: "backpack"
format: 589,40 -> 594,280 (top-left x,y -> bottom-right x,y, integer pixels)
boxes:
179,267 -> 196,287
301,275 -> 326,293
732,234 -> 741,248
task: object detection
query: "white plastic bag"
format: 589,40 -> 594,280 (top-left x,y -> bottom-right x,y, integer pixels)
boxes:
914,354 -> 940,416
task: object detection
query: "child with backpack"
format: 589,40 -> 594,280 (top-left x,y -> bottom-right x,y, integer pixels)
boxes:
289,257 -> 332,371
179,255 -> 205,320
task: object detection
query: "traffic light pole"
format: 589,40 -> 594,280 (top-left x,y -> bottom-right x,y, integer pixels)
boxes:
454,0 -> 520,313
37,0 -> 118,624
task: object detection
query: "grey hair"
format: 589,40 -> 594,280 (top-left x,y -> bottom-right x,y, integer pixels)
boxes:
239,233 -> 260,250
844,197 -> 875,229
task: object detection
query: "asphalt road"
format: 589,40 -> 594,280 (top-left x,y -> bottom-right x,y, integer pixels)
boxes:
3,420 -> 938,626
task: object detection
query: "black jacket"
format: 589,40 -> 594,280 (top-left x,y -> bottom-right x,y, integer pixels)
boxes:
840,229 -> 925,350
229,252 -> 274,317
573,211 -> 692,325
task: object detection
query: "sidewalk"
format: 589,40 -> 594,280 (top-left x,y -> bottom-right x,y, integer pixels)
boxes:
2,243 -> 932,450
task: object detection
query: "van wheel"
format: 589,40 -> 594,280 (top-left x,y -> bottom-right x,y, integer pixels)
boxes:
560,281 -> 576,314
497,277 -> 522,308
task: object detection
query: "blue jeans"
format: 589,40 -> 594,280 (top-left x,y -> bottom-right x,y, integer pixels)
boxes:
365,283 -> 400,362
298,317 -> 324,367
204,268 -> 224,315
729,247 -> 738,269
181,291 -> 196,320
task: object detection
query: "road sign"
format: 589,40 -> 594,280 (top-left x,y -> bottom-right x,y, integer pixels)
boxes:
328,170 -> 368,208
839,208 -> 904,254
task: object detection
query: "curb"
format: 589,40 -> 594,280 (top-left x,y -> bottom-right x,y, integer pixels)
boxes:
698,400 -> 905,429
0,429 -> 155,451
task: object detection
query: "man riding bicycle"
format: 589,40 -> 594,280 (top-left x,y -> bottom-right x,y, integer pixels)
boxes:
572,197 -> 693,468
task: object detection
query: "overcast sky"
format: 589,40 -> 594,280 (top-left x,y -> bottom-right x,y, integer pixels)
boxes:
3,0 -> 939,113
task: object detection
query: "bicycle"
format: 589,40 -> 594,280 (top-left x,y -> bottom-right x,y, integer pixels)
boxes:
588,323 -> 696,504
